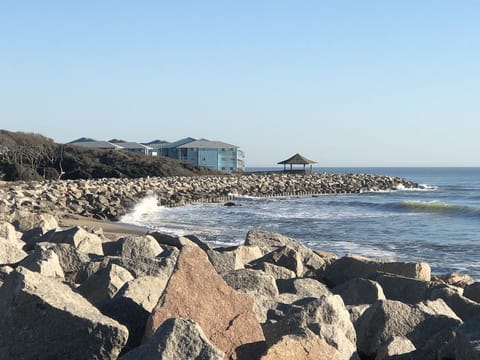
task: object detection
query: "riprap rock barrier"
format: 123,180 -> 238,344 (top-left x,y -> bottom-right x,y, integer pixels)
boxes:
0,173 -> 420,220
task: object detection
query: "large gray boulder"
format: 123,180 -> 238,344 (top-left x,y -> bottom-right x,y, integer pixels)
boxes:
0,267 -> 128,359
101,267 -> 175,353
263,294 -> 358,360
332,278 -> 385,306
37,242 -> 93,283
373,273 -> 443,304
148,231 -> 210,251
0,221 -> 21,242
12,211 -> 58,245
78,263 -> 134,307
276,278 -> 331,305
430,287 -> 480,321
120,318 -> 224,360
248,261 -> 296,280
249,246 -> 304,277
322,255 -> 431,287
18,245 -> 65,278
40,226 -> 104,256
207,245 -> 263,274
355,299 -> 462,359
223,268 -> 279,322
0,236 -> 28,264
455,315 -> 480,360
103,246 -> 179,279
103,235 -> 163,259
245,229 -> 325,276
434,272 -> 474,288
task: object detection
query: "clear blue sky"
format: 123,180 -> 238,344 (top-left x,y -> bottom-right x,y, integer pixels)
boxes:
1,1 -> 479,166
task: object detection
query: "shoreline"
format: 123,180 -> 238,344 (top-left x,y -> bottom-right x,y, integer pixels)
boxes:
2,174 -> 480,358
0,172 -> 421,222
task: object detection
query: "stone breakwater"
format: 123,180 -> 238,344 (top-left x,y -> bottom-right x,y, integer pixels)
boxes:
1,216 -> 480,359
0,173 -> 420,220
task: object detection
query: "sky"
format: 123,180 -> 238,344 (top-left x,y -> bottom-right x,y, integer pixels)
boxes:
1,1 -> 479,167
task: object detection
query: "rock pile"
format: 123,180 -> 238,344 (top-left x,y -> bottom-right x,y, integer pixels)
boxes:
0,173 -> 420,220
0,214 -> 479,359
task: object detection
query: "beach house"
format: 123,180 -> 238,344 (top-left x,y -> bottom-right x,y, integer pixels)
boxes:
175,139 -> 245,172
69,136 -> 245,172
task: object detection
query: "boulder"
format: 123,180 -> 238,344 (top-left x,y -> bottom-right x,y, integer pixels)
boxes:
103,235 -> 163,259
276,278 -> 331,304
249,246 -> 304,277
0,221 -> 21,242
429,287 -> 480,321
322,255 -> 431,287
206,249 -> 237,274
101,272 -> 174,353
245,229 -> 325,276
144,245 -> 266,359
348,304 -> 370,327
248,262 -> 296,280
208,245 -> 263,274
433,273 -> 474,288
0,267 -> 128,359
375,336 -> 416,360
261,328 -> 342,360
41,226 -> 104,256
373,273 -> 442,304
0,236 -> 28,264
12,211 -> 58,243
464,282 -> 480,303
455,315 -> 480,360
223,269 -> 279,322
355,299 -> 462,359
37,242 -> 93,283
262,294 -> 357,360
332,278 -> 386,305
107,246 -> 179,278
18,245 -> 65,278
149,231 -> 210,251
121,318 -> 224,360
78,263 -> 134,307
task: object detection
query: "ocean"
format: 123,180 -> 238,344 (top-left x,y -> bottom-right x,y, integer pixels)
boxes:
121,168 -> 480,279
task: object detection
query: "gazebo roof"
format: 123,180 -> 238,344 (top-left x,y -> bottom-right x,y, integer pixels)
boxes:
277,153 -> 317,165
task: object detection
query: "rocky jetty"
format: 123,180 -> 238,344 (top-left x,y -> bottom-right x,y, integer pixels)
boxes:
1,210 -> 480,359
0,172 -> 420,220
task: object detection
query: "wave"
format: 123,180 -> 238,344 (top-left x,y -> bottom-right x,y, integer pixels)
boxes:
360,184 -> 438,193
120,195 -> 162,224
395,200 -> 480,218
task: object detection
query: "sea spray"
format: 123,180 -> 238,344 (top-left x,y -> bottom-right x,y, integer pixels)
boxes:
120,195 -> 161,224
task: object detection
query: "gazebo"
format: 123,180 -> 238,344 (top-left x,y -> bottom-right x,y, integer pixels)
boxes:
277,153 -> 317,173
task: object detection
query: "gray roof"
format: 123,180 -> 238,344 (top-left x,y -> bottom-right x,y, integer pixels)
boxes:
278,153 -> 317,165
166,137 -> 196,149
115,142 -> 152,150
69,141 -> 123,149
177,139 -> 239,149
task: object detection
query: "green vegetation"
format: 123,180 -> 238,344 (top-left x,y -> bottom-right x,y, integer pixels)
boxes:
0,130 -> 216,181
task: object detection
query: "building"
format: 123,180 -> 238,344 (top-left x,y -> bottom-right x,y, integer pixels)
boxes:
68,136 -> 245,172
68,140 -> 123,150
176,139 -> 244,172
112,141 -> 154,156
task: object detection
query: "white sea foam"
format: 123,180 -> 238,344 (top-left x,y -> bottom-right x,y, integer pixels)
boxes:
120,195 -> 162,224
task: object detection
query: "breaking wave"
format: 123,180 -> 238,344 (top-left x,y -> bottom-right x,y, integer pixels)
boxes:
395,200 -> 480,218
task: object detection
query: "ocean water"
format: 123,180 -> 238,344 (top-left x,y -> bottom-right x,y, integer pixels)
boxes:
121,168 -> 480,279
